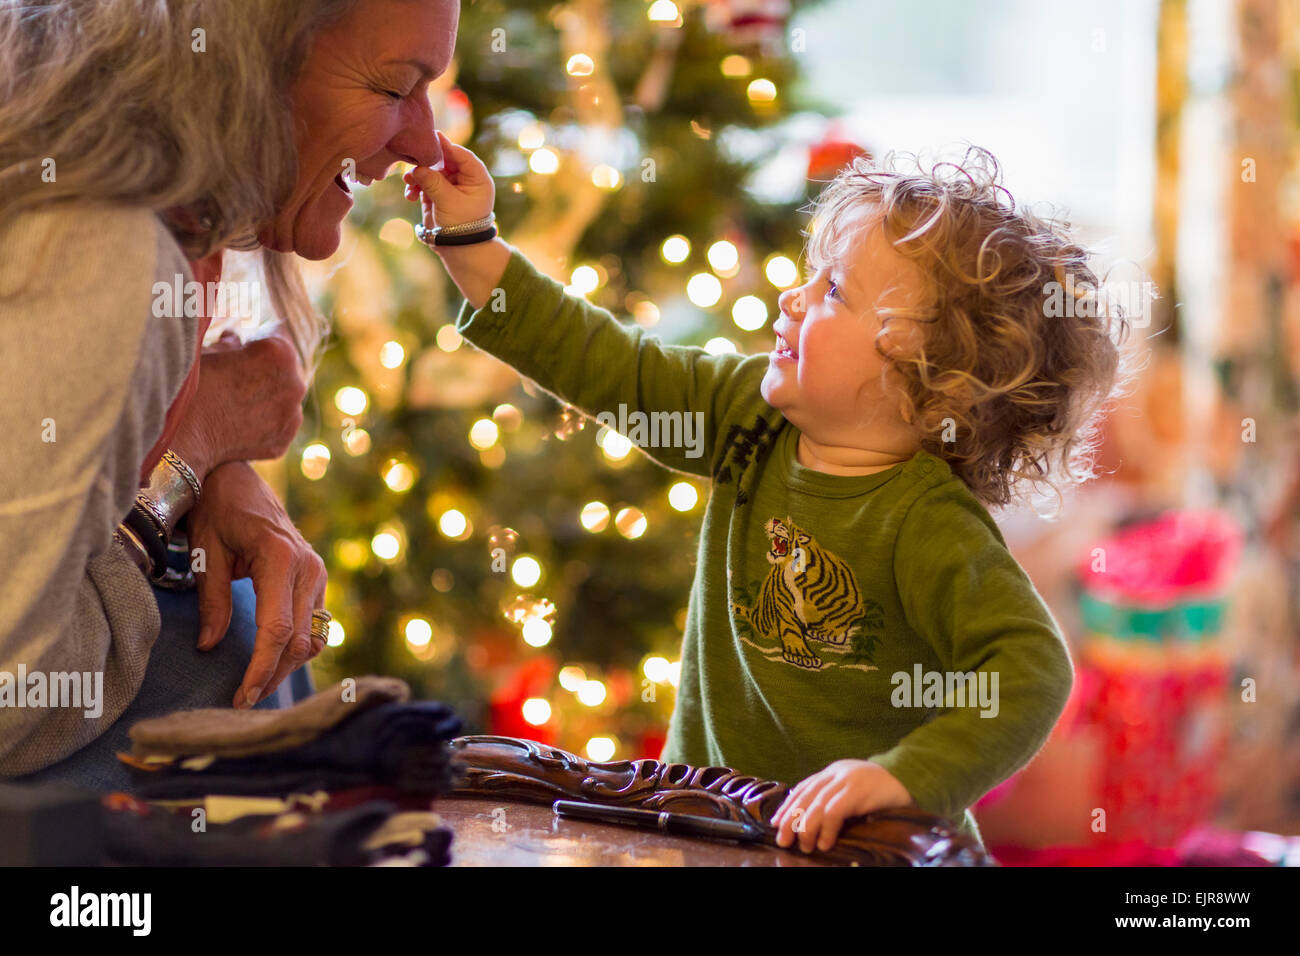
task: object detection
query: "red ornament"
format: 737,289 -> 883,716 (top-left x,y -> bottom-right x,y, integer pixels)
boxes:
807,125 -> 869,182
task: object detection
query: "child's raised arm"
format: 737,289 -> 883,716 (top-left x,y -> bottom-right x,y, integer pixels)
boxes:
406,134 -> 767,479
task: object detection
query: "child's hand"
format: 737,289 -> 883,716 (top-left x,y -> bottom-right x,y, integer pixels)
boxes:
404,129 -> 495,232
772,759 -> 914,853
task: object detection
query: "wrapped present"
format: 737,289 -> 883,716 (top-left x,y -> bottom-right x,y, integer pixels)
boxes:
1075,510 -> 1243,845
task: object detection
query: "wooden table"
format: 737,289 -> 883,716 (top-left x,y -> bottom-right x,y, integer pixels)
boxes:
440,735 -> 993,867
437,796 -> 832,866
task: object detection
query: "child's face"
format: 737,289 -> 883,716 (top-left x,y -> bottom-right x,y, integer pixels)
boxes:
761,206 -> 922,433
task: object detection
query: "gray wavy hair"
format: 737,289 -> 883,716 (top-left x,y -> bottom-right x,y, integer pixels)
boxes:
0,0 -> 367,368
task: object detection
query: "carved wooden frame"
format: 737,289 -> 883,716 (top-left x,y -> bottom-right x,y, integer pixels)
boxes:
446,735 -> 993,866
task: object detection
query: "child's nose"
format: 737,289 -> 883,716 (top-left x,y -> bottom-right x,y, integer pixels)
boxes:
778,285 -> 804,320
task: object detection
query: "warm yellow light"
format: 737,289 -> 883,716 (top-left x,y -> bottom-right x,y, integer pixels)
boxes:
747,78 -> 777,102
720,54 -> 751,77
643,656 -> 672,683
615,506 -> 647,539
765,254 -> 799,288
707,240 -> 739,274
438,509 -> 469,539
436,324 -> 462,352
667,660 -> 681,687
334,386 -> 368,416
599,428 -> 633,461
300,442 -> 330,480
522,698 -> 552,726
326,620 -> 345,647
405,618 -> 433,647
631,299 -> 660,327
585,736 -> 616,761
334,539 -> 368,570
577,680 -> 607,706
379,340 -> 406,368
732,295 -> 768,331
704,337 -> 737,355
343,427 -> 370,456
668,481 -> 698,511
529,148 -> 560,174
521,616 -> 553,647
686,273 -> 722,308
492,403 -> 523,431
378,218 -> 414,248
647,0 -> 679,23
660,235 -> 690,264
566,54 -> 594,76
371,530 -> 401,561
383,459 -> 416,492
591,164 -> 621,190
469,418 -> 500,450
569,265 -> 600,294
580,501 -> 610,532
511,555 -> 542,588
517,122 -> 545,151
558,665 -> 586,692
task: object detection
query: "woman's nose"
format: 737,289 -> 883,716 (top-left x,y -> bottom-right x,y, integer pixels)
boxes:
390,105 -> 443,169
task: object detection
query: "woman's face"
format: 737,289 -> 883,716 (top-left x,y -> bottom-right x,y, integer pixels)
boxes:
259,0 -> 459,260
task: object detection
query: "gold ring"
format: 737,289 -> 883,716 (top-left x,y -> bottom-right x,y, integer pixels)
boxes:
310,609 -> 332,642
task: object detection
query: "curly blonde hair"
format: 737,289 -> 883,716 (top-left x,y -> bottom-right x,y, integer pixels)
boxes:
803,145 -> 1138,512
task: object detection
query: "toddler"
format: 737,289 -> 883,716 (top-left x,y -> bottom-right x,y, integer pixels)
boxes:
405,133 -> 1129,854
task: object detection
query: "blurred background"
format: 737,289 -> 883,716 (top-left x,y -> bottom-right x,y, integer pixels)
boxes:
220,0 -> 1300,862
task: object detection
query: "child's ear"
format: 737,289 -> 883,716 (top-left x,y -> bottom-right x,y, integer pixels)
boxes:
879,316 -> 924,357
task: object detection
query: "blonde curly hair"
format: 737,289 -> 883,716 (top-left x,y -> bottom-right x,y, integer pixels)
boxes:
803,145 -> 1138,512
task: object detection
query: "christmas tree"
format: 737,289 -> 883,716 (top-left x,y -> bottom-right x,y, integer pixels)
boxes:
288,0 -> 850,763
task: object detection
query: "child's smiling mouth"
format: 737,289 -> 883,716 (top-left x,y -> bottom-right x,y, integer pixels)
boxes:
772,332 -> 798,363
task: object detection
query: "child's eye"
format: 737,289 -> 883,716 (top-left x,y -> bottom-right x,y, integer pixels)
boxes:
826,277 -> 841,301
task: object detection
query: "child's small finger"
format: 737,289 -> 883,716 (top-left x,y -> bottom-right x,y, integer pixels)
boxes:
817,811 -> 845,851
775,812 -> 795,847
435,130 -> 461,176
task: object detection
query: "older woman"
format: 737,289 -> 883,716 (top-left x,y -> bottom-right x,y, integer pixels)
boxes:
0,0 -> 457,786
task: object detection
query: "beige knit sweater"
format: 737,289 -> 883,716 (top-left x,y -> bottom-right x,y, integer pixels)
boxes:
0,201 -> 200,775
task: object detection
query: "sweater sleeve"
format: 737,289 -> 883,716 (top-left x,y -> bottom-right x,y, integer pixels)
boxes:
454,246 -> 770,479
0,202 -> 199,776
870,481 -> 1075,820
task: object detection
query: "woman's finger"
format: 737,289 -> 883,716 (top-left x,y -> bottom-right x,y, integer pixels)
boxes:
262,548 -> 328,698
194,537 -> 234,651
237,552 -> 298,709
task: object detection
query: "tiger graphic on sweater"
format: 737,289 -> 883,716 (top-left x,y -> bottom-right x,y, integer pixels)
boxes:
731,516 -> 871,670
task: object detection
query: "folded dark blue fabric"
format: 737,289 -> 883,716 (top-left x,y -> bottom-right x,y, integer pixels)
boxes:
129,701 -> 464,799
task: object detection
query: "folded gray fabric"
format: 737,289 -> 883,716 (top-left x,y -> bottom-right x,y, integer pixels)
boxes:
127,676 -> 410,759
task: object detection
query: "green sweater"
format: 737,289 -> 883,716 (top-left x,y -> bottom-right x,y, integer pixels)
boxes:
456,248 -> 1075,851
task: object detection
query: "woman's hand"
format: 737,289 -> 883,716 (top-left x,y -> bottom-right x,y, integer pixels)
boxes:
403,129 -> 495,230
771,759 -> 914,853
168,327 -> 307,483
186,461 -> 328,709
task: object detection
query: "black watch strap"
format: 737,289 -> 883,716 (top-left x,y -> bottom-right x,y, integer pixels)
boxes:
123,505 -> 167,579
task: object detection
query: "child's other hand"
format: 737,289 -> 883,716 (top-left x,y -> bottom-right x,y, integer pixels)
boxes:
771,759 -> 914,853
404,129 -> 495,232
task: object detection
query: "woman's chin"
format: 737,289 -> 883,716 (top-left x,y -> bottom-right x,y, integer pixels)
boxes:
291,222 -> 344,261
